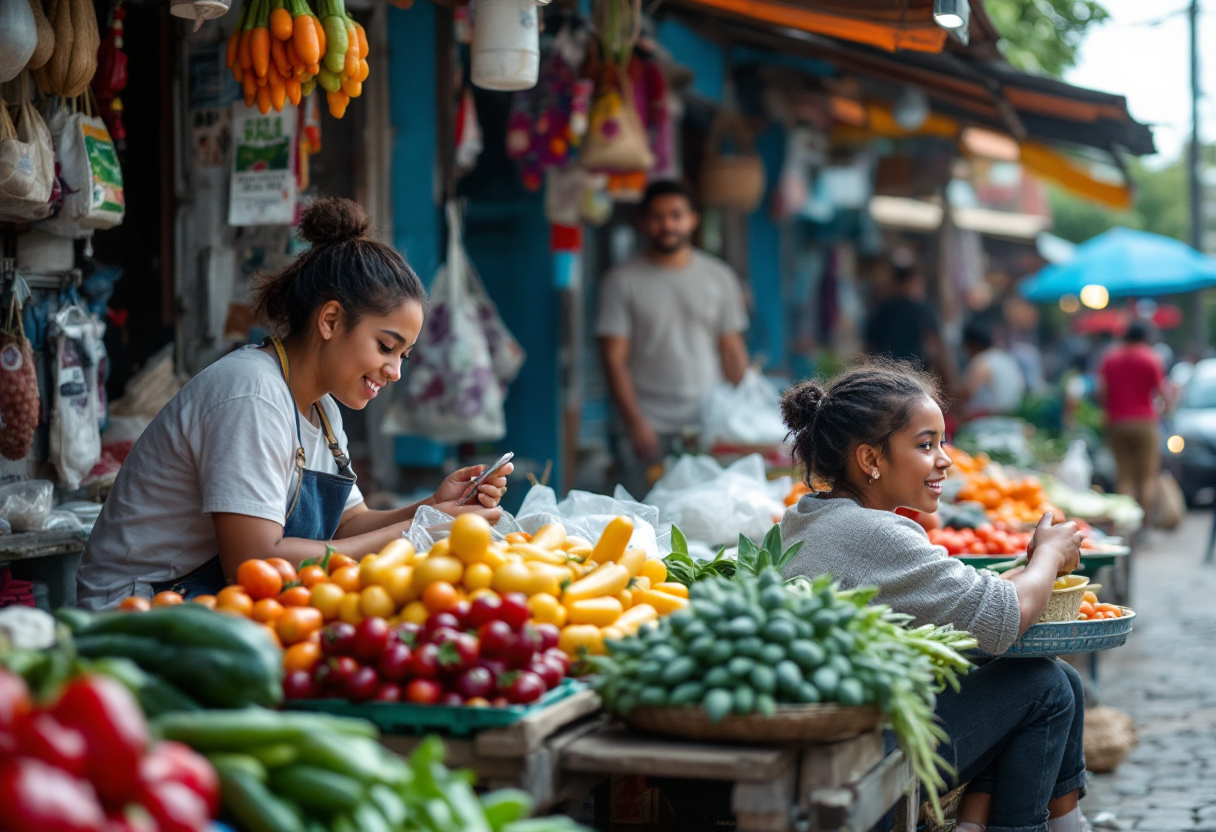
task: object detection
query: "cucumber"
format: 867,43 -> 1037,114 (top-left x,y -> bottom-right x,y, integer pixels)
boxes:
759,644 -> 786,665
682,620 -> 711,642
268,765 -> 364,814
636,661 -> 663,684
669,681 -> 705,707
756,693 -> 777,718
639,686 -> 668,707
687,636 -> 716,660
704,666 -> 733,689
727,656 -> 755,679
208,753 -> 268,783
759,586 -> 787,611
775,661 -> 804,699
712,619 -> 735,637
796,681 -> 821,704
351,804 -> 392,832
761,619 -> 797,645
650,645 -> 679,665
219,767 -> 307,832
660,656 -> 697,688
733,685 -> 756,715
668,609 -> 695,631
828,655 -> 854,678
706,641 -> 734,666
812,667 -> 840,699
789,640 -> 826,671
811,610 -> 837,634
733,637 -> 764,659
749,665 -> 776,695
722,595 -> 750,618
831,630 -> 856,654
703,688 -> 734,723
837,678 -> 866,707
757,570 -> 783,589
247,744 -> 299,769
693,601 -> 724,621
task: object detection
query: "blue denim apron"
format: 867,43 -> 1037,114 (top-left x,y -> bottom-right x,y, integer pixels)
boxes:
151,338 -> 355,599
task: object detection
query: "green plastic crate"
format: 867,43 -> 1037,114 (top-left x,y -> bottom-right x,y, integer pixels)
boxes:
285,678 -> 586,736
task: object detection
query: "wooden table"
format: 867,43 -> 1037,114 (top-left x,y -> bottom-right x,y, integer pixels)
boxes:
560,726 -> 917,832
0,529 -> 89,609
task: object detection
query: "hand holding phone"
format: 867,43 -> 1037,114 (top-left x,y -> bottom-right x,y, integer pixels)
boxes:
455,452 -> 515,506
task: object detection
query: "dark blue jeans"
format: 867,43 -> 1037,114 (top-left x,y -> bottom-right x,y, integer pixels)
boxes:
935,658 -> 1089,832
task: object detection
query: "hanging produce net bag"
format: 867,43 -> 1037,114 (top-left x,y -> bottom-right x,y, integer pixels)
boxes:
0,296 -> 40,462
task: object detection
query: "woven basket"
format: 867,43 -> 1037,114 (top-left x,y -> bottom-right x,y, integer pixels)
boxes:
621,704 -> 883,744
1038,576 -> 1092,623
701,156 -> 766,213
1084,706 -> 1138,773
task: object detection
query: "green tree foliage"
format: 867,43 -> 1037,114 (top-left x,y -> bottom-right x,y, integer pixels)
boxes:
986,0 -> 1110,77
1048,155 -> 1193,245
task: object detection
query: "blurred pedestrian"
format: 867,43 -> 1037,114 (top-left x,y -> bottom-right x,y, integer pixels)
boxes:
1097,321 -> 1174,518
958,321 -> 1026,420
865,264 -> 956,391
596,180 -> 750,498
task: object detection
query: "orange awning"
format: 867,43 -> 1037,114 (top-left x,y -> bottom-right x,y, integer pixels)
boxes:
1018,143 -> 1133,211
677,0 -> 949,52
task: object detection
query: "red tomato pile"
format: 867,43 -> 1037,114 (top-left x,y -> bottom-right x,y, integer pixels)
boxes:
0,669 -> 218,832
282,591 -> 572,708
927,524 -> 1033,556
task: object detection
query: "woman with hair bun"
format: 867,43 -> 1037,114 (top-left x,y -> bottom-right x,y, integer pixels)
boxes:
78,198 -> 512,608
780,357 -> 1088,832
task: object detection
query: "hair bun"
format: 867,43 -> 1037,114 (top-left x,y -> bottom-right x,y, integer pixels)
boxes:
780,381 -> 827,433
298,197 -> 371,246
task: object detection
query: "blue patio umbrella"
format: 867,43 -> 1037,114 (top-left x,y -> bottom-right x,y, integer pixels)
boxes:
1019,227 -> 1216,302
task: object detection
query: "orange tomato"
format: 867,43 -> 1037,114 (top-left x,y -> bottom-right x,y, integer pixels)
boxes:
265,557 -> 298,586
152,591 -> 184,607
216,586 -> 254,617
192,594 -> 218,610
237,560 -> 284,601
278,586 -> 312,608
422,581 -> 459,613
298,565 -> 328,588
283,641 -> 322,674
327,553 -> 356,574
311,583 -> 346,621
1079,601 -> 1095,619
119,596 -> 151,612
276,606 -> 324,645
330,565 -> 362,594
252,598 -> 285,623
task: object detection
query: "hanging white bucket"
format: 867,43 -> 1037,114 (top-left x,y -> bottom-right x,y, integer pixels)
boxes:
471,0 -> 539,92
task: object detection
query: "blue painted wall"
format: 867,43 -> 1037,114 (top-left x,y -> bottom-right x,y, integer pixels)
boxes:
656,20 -> 725,103
747,124 -> 787,372
388,4 -> 439,284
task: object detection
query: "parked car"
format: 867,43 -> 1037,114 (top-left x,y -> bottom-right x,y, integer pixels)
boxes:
1164,358 -> 1216,506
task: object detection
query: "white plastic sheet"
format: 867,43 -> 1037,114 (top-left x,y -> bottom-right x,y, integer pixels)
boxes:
700,369 -> 788,450
514,486 -> 663,560
644,455 -> 790,547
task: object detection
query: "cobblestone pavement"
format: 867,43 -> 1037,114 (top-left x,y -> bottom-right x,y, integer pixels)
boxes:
1081,512 -> 1216,830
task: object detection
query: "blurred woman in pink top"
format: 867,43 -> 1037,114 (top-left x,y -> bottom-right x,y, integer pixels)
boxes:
1097,321 -> 1174,517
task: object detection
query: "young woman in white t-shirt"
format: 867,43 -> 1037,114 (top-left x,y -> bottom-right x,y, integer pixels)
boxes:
78,198 -> 511,609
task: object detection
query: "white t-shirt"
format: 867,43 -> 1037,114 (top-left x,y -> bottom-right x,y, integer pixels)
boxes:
595,250 -> 749,432
77,347 -> 363,610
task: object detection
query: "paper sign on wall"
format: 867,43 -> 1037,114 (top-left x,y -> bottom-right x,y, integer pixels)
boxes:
228,103 -> 297,227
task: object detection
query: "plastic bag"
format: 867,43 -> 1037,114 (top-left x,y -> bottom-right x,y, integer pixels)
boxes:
385,202 -> 508,443
40,509 -> 81,531
48,304 -> 104,488
0,81 -> 55,222
38,98 -> 124,237
644,455 -> 790,546
514,485 -> 663,559
0,480 -> 52,532
700,369 -> 788,450
1056,439 -> 1093,493
1154,471 -> 1185,531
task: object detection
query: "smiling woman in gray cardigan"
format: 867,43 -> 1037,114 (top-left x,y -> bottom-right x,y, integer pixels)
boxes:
778,359 -> 1087,832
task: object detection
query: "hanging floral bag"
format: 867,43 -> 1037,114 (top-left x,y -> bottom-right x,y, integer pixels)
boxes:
385,202 -> 508,443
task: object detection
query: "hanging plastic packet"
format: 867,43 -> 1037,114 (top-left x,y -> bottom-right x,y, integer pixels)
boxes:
49,303 -> 105,488
0,289 -> 40,462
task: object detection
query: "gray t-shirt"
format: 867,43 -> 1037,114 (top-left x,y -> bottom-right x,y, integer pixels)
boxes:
780,496 -> 1021,655
595,250 -> 748,432
77,347 -> 363,610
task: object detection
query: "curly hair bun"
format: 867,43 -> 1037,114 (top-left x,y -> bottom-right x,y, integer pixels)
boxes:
298,197 -> 371,246
780,380 -> 827,433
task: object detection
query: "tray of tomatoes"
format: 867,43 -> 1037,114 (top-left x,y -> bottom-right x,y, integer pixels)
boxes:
928,524 -> 1032,557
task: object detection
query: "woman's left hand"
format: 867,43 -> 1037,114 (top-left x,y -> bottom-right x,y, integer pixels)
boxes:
430,464 -> 515,522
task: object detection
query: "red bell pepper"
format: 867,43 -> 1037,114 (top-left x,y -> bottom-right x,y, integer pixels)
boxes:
14,712 -> 89,777
139,780 -> 211,832
52,676 -> 149,807
0,668 -> 31,730
0,757 -> 108,832
139,742 -> 219,816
